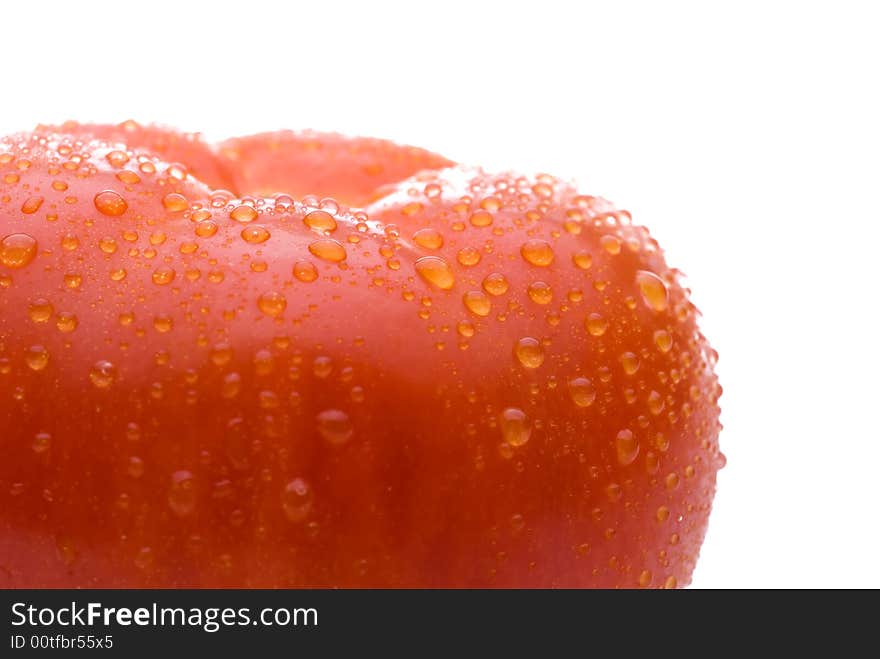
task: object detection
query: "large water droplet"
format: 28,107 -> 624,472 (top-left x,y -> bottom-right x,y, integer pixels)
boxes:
636,270 -> 669,312
1,233 -> 38,268
94,190 -> 128,216
413,227 -> 444,250
309,238 -> 347,263
520,239 -> 554,266
303,210 -> 337,233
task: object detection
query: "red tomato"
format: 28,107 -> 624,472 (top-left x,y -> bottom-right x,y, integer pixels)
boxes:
0,121 -> 722,588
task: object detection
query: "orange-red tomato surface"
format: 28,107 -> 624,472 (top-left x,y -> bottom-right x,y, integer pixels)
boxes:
0,122 -> 723,588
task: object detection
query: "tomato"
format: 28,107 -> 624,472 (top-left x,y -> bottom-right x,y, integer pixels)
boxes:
0,121 -> 722,588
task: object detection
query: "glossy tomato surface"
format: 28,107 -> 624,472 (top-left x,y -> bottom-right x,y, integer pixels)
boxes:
0,122 -> 723,587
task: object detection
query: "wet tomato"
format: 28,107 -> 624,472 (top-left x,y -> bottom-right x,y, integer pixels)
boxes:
0,122 -> 722,587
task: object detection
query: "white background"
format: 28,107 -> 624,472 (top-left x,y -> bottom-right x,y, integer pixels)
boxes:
2,1 -> 877,588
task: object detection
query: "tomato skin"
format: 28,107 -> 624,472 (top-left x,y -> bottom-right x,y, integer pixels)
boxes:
0,124 -> 722,588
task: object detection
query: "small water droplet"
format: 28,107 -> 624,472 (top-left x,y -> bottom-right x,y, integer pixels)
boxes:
312,356 -> 333,378
153,315 -> 173,333
241,225 -> 271,244
128,456 -> 145,478
620,352 -> 640,375
230,204 -> 258,223
469,209 -> 493,227
568,377 -> 596,407
482,272 -> 509,296
648,391 -> 665,415
514,337 -> 545,369
25,345 -> 49,371
258,291 -> 287,317
585,313 -> 608,336
415,256 -> 455,290
21,196 -> 44,214
572,250 -> 592,270
316,409 -> 353,445
28,298 -> 53,323
654,329 -> 673,352
615,429 -> 640,466
195,220 -> 218,238
463,290 -> 491,316
600,235 -> 621,255
32,432 -> 51,453
152,266 -> 176,286
457,320 -> 475,337
413,227 -> 444,250
499,408 -> 531,447
527,281 -> 553,305
168,470 -> 196,517
456,246 -> 481,267
90,360 -> 117,389
55,312 -> 78,333
98,236 -> 118,254
293,260 -> 319,282
106,150 -> 130,168
282,478 -> 314,522
162,193 -> 189,212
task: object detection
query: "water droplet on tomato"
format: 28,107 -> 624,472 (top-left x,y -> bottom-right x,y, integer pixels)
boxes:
304,210 -> 337,233
94,190 -> 128,216
615,429 -> 639,466
636,270 -> 669,312
500,408 -> 531,447
282,478 -> 314,522
309,238 -> 347,263
316,409 -> 353,445
568,377 -> 596,407
168,470 -> 197,517
520,239 -> 554,266
482,272 -> 509,296
293,260 -> 319,282
514,337 -> 545,369
415,256 -> 455,290
258,291 -> 287,317
1,233 -> 37,268
90,360 -> 117,389
463,290 -> 491,316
